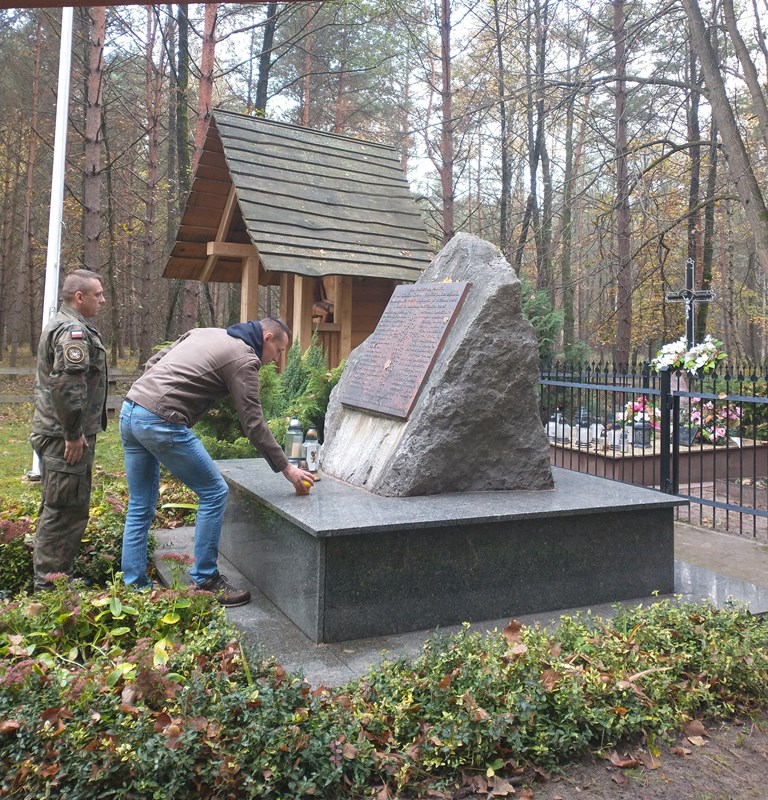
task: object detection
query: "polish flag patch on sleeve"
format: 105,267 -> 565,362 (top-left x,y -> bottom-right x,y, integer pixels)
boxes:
70,330 -> 84,339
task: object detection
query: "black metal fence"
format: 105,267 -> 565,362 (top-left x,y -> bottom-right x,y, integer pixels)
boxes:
539,362 -> 768,538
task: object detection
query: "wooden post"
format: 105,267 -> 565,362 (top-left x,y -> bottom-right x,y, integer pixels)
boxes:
339,276 -> 353,361
240,255 -> 260,321
292,274 -> 314,354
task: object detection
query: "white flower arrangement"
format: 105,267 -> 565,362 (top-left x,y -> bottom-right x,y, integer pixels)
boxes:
651,334 -> 726,374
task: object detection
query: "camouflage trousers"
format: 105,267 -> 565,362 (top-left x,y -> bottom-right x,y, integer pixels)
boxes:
30,434 -> 97,590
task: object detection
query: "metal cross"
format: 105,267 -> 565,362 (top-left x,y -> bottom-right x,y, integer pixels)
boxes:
665,258 -> 715,349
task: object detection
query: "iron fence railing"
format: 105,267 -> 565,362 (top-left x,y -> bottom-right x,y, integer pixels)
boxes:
539,362 -> 768,538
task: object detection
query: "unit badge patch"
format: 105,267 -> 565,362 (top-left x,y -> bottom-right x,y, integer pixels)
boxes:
64,343 -> 86,364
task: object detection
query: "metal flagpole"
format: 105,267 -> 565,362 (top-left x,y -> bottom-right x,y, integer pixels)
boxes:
28,6 -> 74,480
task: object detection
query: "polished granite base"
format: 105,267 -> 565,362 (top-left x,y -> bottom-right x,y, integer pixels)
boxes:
217,461 -> 685,643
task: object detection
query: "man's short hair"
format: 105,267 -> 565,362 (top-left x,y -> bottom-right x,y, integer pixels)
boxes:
261,317 -> 292,342
62,269 -> 103,301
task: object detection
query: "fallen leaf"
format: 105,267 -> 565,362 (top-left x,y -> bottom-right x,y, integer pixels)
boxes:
607,751 -> 640,769
684,719 -> 707,737
610,770 -> 629,786
489,775 -> 516,795
437,672 -> 455,690
686,735 -> 707,747
0,720 -> 20,734
503,619 -> 524,646
541,668 -> 559,691
637,751 -> 662,769
670,746 -> 692,756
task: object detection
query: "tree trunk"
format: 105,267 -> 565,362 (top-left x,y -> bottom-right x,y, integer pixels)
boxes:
165,3 -> 178,257
183,2 -> 217,333
439,0 -> 454,244
722,0 -> 768,155
333,4 -> 348,134
254,2 -> 278,114
491,0 -> 511,259
561,89 -> 576,354
83,5 -> 105,272
10,15 -> 42,366
102,106 -> 121,366
680,0 -> 768,277
515,0 -> 539,275
192,3 -> 217,170
686,38 -> 702,311
0,129 -> 23,359
613,0 -> 632,365
176,3 -> 190,197
139,7 -> 163,366
697,118 -> 718,342
301,4 -> 313,127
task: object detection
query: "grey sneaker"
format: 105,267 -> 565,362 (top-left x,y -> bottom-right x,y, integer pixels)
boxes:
195,573 -> 251,607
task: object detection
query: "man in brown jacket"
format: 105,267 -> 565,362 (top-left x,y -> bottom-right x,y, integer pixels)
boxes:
120,317 -> 313,606
31,269 -> 108,590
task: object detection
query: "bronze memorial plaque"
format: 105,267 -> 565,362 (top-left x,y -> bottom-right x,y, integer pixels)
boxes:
340,281 -> 471,419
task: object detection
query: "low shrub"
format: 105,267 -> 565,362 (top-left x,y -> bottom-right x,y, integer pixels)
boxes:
0,474 -> 196,595
1,595 -> 767,799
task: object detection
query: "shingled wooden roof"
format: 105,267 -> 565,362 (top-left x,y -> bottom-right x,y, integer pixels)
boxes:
163,110 -> 431,284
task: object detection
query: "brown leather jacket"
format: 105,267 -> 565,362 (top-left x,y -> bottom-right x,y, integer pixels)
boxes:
126,328 -> 289,472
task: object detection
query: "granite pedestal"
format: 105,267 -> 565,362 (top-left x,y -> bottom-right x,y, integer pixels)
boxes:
217,460 -> 684,643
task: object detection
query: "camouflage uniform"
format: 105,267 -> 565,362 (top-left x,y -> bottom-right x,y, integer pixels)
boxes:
31,305 -> 107,589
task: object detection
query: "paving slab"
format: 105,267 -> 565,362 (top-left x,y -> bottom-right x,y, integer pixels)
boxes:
153,521 -> 768,688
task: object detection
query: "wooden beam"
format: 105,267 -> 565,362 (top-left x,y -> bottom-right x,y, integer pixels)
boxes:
339,276 -> 353,361
200,243 -> 257,283
216,185 -> 239,241
240,256 -> 261,322
206,241 -> 258,258
199,253 -> 219,283
292,275 -> 314,354
278,273 -> 293,372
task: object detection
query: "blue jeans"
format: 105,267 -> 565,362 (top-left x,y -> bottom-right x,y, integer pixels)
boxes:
119,400 -> 228,587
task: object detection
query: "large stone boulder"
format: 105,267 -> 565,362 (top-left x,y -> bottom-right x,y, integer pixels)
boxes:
321,233 -> 553,496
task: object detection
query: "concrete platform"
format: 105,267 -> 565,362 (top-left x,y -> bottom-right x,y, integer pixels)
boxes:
153,519 -> 768,688
214,462 -> 682,642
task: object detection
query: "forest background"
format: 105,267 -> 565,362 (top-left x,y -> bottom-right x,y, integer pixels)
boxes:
2,0 -> 768,370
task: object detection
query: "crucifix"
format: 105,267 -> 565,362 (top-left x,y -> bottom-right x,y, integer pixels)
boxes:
665,258 -> 715,348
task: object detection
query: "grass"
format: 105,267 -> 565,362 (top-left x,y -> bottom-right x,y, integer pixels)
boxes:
0,402 -> 126,500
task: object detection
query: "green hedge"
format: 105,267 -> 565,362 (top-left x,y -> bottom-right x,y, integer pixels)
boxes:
2,593 -> 768,799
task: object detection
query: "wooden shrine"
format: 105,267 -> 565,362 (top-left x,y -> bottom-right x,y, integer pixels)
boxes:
163,110 -> 432,367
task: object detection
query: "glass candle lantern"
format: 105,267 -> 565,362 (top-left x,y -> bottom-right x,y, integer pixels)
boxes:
284,417 -> 304,465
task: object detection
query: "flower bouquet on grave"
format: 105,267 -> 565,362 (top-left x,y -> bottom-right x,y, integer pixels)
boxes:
685,397 -> 742,445
624,395 -> 661,431
651,334 -> 726,375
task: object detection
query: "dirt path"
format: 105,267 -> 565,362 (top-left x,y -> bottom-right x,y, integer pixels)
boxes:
497,714 -> 768,799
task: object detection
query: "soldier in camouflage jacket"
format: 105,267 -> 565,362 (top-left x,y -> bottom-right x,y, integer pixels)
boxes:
30,269 -> 107,590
